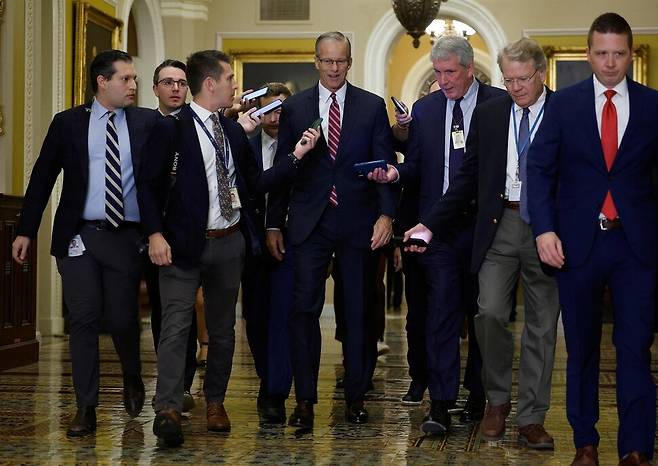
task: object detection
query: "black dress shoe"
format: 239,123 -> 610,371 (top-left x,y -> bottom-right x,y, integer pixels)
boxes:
346,400 -> 369,424
123,374 -> 145,418
459,394 -> 485,422
66,406 -> 97,437
153,408 -> 184,447
421,400 -> 451,435
401,381 -> 426,405
288,401 -> 314,429
259,396 -> 287,424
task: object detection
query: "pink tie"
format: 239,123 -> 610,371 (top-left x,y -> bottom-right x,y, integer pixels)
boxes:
328,93 -> 340,207
601,89 -> 618,220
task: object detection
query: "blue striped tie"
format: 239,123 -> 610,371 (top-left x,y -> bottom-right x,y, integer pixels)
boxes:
104,111 -> 124,227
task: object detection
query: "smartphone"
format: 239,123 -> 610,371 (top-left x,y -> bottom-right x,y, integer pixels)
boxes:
391,96 -> 409,115
392,235 -> 428,248
251,99 -> 282,118
353,159 -> 387,178
300,118 -> 323,145
242,87 -> 268,101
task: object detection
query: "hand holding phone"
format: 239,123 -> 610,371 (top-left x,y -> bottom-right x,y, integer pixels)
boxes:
391,96 -> 409,115
392,235 -> 428,248
353,160 -> 387,178
250,99 -> 282,119
242,87 -> 268,102
300,118 -> 323,145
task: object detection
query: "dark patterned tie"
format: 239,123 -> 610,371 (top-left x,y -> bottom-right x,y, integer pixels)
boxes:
209,113 -> 233,220
448,97 -> 464,182
518,107 -> 531,223
327,93 -> 340,207
104,111 -> 124,227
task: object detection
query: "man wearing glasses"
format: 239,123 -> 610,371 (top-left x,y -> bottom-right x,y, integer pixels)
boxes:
266,31 -> 396,428
147,59 -> 198,413
403,37 -> 560,449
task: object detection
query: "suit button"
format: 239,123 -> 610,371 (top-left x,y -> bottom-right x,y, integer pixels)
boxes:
499,193 -> 504,198
493,218 -> 498,224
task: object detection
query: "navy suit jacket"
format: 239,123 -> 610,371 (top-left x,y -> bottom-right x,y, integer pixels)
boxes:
421,88 -> 553,272
266,82 -> 396,248
138,104 -> 297,269
17,104 -> 157,258
528,77 -> 658,267
396,81 -> 505,223
247,132 -> 267,228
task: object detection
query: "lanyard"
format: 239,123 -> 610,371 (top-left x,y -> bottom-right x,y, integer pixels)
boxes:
512,104 -> 544,160
191,110 -> 228,169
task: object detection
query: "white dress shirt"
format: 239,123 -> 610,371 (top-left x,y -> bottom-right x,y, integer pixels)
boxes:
261,130 -> 277,171
318,81 -> 347,144
190,100 -> 240,229
593,74 -> 629,145
505,87 -> 547,198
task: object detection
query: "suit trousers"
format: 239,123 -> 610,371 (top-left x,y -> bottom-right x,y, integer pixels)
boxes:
418,221 -> 478,402
155,231 -> 245,412
558,227 -> 656,459
402,251 -> 428,388
290,206 -> 377,404
56,223 -> 142,407
241,252 -> 270,383
144,258 -> 198,392
476,207 -> 559,426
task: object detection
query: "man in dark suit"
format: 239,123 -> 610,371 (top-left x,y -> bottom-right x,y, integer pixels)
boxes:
400,38 -> 560,448
372,36 -> 503,433
12,50 -> 157,437
529,13 -> 658,466
242,82 -> 295,423
139,50 -> 319,446
266,31 -> 396,428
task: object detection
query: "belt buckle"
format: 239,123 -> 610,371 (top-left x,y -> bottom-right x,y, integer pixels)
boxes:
599,218 -> 608,231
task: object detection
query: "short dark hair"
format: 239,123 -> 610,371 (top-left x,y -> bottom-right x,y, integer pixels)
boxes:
315,31 -> 352,59
186,50 -> 232,95
90,49 -> 132,93
153,59 -> 186,86
258,82 -> 292,105
588,12 -> 633,49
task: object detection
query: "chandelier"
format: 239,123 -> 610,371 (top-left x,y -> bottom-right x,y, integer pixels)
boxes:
392,0 -> 448,48
426,18 -> 476,43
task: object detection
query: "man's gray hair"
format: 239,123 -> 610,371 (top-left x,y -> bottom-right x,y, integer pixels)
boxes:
315,31 -> 352,59
497,37 -> 547,71
430,36 -> 474,66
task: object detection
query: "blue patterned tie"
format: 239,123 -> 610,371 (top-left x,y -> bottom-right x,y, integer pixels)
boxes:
448,97 -> 464,182
104,111 -> 124,227
518,107 -> 531,223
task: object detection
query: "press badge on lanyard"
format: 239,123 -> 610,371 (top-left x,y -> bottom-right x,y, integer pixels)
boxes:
68,234 -> 86,257
510,105 -> 545,202
230,187 -> 242,209
451,128 -> 465,150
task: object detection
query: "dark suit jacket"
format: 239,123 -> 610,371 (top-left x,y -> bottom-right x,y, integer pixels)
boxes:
528,77 -> 658,267
266,82 -> 396,248
17,104 -> 157,258
247,132 -> 267,228
396,81 -> 505,225
138,104 -> 297,269
421,88 -> 553,273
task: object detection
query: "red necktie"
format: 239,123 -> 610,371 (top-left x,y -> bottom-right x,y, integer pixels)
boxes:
328,93 -> 340,207
601,89 -> 618,220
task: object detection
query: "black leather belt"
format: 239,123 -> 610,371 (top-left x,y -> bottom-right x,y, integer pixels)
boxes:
80,220 -> 140,231
599,217 -> 621,230
206,224 -> 240,239
504,200 -> 520,210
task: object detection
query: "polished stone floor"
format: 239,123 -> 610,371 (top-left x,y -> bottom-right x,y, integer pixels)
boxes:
0,309 -> 656,465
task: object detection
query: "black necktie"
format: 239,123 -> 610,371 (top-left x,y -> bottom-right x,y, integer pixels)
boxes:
518,107 -> 530,223
448,97 -> 464,182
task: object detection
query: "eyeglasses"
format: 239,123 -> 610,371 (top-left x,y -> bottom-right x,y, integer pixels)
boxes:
157,78 -> 188,88
502,69 -> 538,87
315,56 -> 351,68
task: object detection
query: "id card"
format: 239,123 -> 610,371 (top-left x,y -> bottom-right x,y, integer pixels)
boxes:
68,234 -> 86,257
451,130 -> 465,149
508,181 -> 522,202
230,187 -> 242,209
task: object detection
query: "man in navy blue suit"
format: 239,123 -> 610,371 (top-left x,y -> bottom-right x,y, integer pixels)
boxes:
266,31 -> 396,428
529,13 -> 658,466
370,36 -> 503,434
139,50 -> 319,446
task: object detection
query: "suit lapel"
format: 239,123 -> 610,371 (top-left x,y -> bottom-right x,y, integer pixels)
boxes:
614,79 -> 641,171
337,83 -> 357,157
73,104 -> 92,187
125,107 -> 146,179
181,105 -> 209,184
579,78 -> 607,173
308,85 -> 328,156
493,96 -> 513,186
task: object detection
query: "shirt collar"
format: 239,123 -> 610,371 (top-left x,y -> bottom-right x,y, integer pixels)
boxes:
261,131 -> 277,150
513,86 -> 547,115
456,78 -> 479,104
157,107 -> 182,116
593,74 -> 628,98
91,97 -> 124,120
319,81 -> 348,104
190,100 -> 216,122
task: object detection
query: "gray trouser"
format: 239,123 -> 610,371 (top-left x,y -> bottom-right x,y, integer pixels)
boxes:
476,207 -> 560,426
155,231 -> 245,412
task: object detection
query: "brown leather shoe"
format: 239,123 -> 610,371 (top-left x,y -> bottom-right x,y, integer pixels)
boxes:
518,424 -> 554,450
571,445 -> 599,466
207,401 -> 231,432
153,408 -> 183,447
480,401 -> 511,441
619,451 -> 652,466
